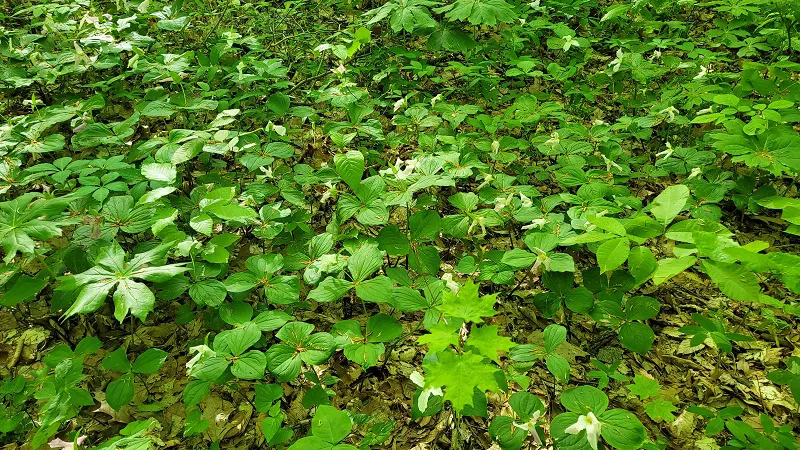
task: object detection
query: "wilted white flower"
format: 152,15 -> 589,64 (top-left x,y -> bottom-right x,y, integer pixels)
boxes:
430,93 -> 442,107
493,194 -> 513,212
656,142 -> 674,160
393,98 -> 405,112
522,217 -> 548,230
609,48 -> 624,72
545,131 -> 560,148
117,14 -> 137,31
688,167 -> 702,179
514,410 -> 543,446
266,121 -> 286,136
519,192 -> 533,208
562,35 -> 580,52
379,158 -> 420,180
659,106 -> 679,122
410,371 -> 443,413
468,215 -> 487,235
694,65 -> 708,80
601,154 -> 622,172
565,412 -> 602,450
650,50 -> 662,60
696,107 -> 713,115
320,180 -> 336,204
442,273 -> 459,294
186,345 -> 215,373
334,64 -> 347,74
48,435 -> 87,450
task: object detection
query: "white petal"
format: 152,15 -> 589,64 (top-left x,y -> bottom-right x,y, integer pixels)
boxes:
586,412 -> 602,450
410,371 -> 425,388
565,415 -> 588,435
418,389 -> 431,412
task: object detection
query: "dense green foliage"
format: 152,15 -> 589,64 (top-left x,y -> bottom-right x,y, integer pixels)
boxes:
1,0 -> 799,448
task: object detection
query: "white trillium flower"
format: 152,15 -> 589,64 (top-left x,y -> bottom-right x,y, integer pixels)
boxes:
688,167 -> 702,179
650,49 -> 662,61
513,410 -> 543,446
410,371 -> 443,413
562,35 -> 580,52
430,93 -> 442,107
522,217 -> 548,230
545,131 -> 560,149
659,106 -> 679,122
519,192 -> 533,208
393,98 -> 405,112
186,345 -> 215,373
442,273 -> 460,294
565,412 -> 602,450
609,48 -> 624,72
694,65 -> 708,80
494,194 -> 513,212
380,158 -> 420,180
656,142 -> 674,160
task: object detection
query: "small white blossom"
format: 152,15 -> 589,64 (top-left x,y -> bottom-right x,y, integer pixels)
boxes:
393,98 -> 405,112
688,167 -> 702,179
650,50 -> 662,61
696,107 -> 713,115
410,371 -> 443,413
430,93 -> 442,107
565,412 -> 602,450
334,64 -> 347,74
562,35 -> 580,52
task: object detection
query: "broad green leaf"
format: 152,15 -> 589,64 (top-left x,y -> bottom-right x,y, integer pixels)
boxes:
618,322 -> 655,355
702,260 -> 761,301
347,243 -> 383,283
132,348 -> 168,374
652,256 -> 696,285
560,386 -> 608,414
366,313 -> 402,343
231,350 -> 267,379
598,409 -> 647,450
312,405 -> 352,444
106,373 -> 134,410
627,374 -> 661,401
113,279 -> 156,323
334,150 -> 365,189
596,237 -> 630,273
649,185 -> 690,228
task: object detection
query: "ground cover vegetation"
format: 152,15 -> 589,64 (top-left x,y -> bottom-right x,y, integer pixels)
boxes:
0,0 -> 799,448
